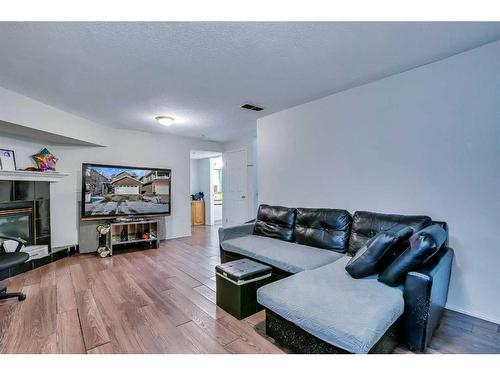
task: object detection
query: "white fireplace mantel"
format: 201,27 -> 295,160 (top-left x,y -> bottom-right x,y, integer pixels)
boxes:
0,170 -> 69,182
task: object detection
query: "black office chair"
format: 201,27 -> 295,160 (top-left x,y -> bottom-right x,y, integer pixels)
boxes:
0,236 -> 29,301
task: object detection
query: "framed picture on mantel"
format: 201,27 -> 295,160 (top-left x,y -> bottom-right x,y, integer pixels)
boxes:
0,149 -> 16,171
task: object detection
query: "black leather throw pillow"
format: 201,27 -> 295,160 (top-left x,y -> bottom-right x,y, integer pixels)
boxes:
345,225 -> 413,279
253,204 -> 297,242
378,224 -> 447,287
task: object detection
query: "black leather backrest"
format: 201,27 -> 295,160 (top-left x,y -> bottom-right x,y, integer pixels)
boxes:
293,208 -> 351,252
348,211 -> 432,256
253,204 -> 297,242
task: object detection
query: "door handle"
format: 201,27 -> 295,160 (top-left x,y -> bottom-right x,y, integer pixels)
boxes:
241,195 -> 246,199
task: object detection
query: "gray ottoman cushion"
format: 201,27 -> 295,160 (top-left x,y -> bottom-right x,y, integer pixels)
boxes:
257,256 -> 404,353
221,235 -> 343,274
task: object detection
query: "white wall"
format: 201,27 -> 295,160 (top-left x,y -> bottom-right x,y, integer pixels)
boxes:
1,92 -> 222,246
190,159 -> 200,196
223,136 -> 258,224
257,41 -> 500,323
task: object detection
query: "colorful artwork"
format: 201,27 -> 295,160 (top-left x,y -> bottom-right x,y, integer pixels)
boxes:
32,148 -> 58,171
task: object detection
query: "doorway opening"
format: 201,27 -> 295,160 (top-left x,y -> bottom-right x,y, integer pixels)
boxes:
211,156 -> 223,225
190,150 -> 223,228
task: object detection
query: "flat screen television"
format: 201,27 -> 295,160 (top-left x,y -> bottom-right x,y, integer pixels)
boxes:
81,163 -> 171,218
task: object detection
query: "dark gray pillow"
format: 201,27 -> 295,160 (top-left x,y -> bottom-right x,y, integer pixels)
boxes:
378,224 -> 447,287
345,225 -> 413,279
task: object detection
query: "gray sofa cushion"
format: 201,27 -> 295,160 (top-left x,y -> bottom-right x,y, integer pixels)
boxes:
257,256 -> 404,354
221,235 -> 343,274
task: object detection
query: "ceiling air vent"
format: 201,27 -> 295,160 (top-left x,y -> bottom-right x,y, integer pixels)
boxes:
241,103 -> 264,111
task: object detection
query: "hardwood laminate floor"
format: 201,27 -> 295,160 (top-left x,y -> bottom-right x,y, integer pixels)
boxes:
0,226 -> 499,354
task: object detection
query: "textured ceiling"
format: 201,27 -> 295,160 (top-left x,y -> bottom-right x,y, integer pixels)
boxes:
0,22 -> 499,142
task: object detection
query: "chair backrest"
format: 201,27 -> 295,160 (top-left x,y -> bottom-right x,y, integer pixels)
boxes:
0,237 -> 24,253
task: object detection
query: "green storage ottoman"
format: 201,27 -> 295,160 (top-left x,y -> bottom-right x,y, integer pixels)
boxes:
216,258 -> 272,319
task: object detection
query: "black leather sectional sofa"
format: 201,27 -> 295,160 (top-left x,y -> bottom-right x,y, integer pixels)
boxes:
218,205 -> 454,354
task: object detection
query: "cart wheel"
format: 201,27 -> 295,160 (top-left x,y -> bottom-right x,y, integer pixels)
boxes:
99,250 -> 111,258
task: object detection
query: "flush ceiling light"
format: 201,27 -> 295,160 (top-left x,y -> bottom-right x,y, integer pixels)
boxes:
155,116 -> 175,126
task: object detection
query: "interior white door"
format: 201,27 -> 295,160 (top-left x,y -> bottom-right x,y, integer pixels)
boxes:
223,149 -> 248,225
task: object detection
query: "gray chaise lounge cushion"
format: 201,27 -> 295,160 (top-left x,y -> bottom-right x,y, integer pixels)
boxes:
257,256 -> 404,353
221,235 -> 343,274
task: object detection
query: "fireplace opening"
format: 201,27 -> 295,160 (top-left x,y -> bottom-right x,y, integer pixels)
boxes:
0,207 -> 34,245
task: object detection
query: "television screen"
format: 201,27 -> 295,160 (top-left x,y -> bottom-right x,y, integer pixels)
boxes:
81,163 -> 171,218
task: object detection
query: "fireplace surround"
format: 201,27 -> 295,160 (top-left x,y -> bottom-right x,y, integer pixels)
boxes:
0,181 -> 51,246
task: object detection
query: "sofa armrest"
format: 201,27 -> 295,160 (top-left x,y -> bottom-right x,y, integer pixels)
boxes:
218,223 -> 255,247
402,247 -> 454,351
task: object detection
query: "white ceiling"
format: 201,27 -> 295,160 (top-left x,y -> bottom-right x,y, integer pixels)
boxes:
0,22 -> 499,142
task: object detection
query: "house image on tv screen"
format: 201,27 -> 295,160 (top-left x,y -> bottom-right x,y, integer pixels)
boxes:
111,172 -> 143,195
85,168 -> 110,196
141,170 -> 170,195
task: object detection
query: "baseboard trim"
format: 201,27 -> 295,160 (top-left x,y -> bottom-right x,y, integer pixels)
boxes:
445,305 -> 500,325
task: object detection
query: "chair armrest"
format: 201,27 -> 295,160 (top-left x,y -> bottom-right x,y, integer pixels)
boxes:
218,223 -> 255,247
402,247 -> 454,351
0,236 -> 27,253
